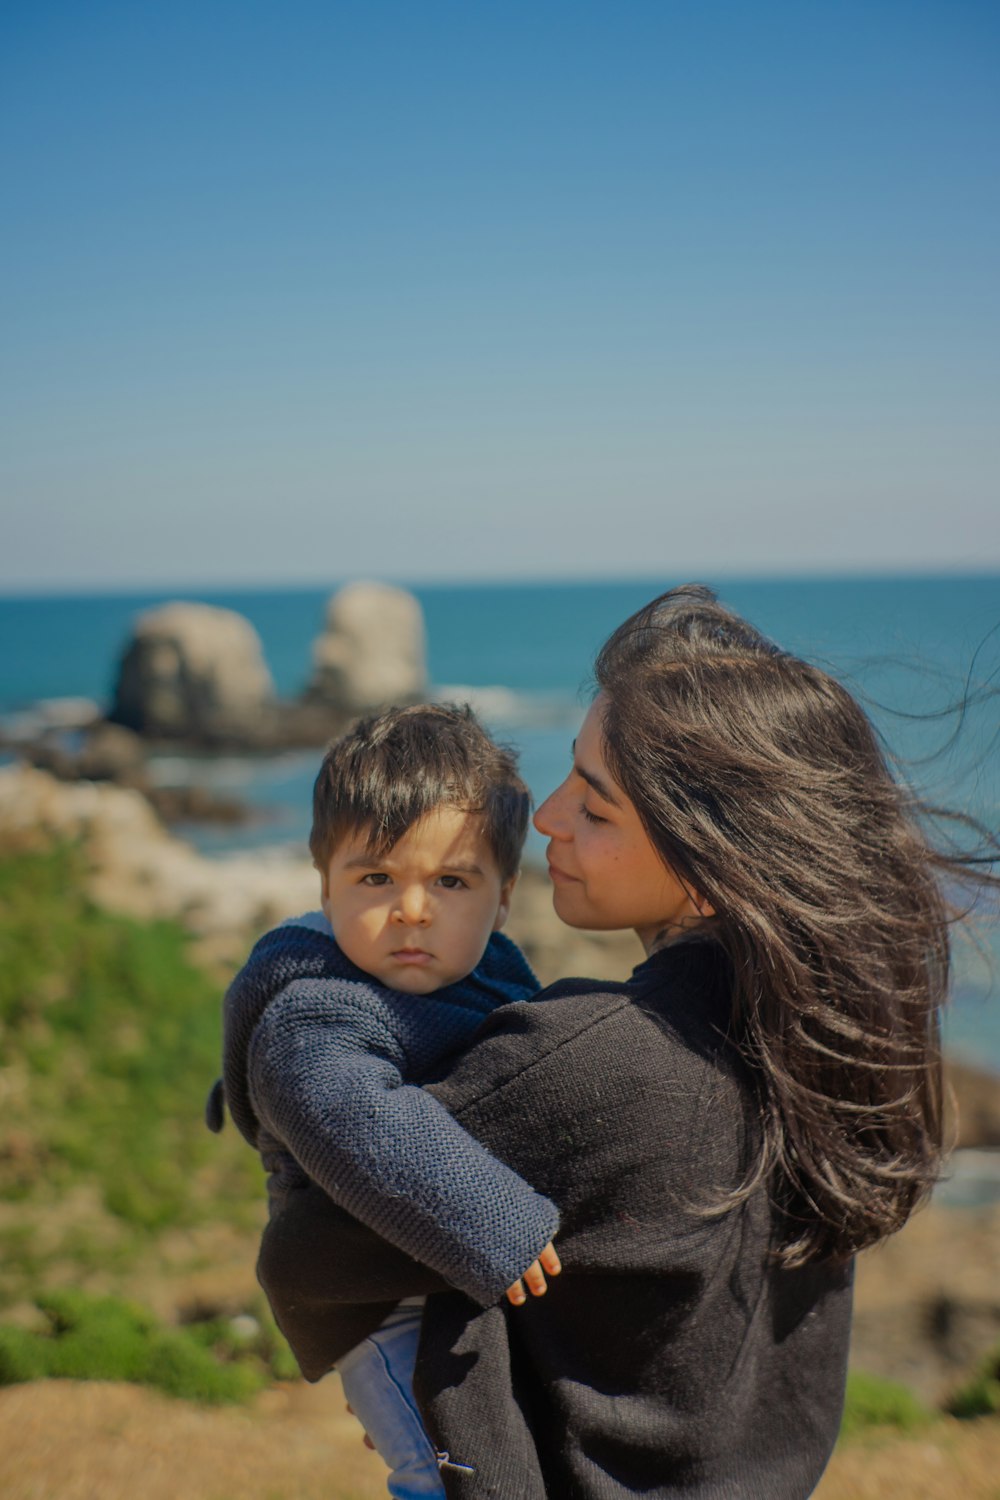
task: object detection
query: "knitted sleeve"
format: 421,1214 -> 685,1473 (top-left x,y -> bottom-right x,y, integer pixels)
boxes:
246,980 -> 561,1307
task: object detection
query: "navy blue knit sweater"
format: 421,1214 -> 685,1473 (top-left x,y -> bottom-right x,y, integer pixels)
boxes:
207,916 -> 560,1305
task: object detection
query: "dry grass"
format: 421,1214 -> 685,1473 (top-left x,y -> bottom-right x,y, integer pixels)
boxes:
0,1377 -> 388,1500
817,1417 -> 1000,1499
2,1379 -> 1000,1500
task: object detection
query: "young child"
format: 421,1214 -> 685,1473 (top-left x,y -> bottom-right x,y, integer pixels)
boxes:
206,703 -> 560,1499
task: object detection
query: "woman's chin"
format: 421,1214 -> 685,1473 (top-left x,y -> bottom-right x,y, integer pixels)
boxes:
549,884 -> 638,935
549,883 -> 605,931
549,883 -> 586,925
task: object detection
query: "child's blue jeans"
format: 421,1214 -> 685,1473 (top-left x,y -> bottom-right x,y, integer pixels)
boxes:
338,1300 -> 447,1499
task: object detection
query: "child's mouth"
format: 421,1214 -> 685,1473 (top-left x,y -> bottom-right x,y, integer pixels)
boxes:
392,949 -> 434,964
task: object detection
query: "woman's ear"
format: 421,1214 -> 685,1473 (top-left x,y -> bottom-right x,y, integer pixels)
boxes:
680,878 -> 715,919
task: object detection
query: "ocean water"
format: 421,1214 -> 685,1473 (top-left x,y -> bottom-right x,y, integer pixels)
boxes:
2,574 -> 998,1063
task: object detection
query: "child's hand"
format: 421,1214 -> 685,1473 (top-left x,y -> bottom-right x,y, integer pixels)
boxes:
506,1241 -> 562,1306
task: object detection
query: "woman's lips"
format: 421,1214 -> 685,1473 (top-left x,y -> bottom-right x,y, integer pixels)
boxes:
547,861 -> 579,886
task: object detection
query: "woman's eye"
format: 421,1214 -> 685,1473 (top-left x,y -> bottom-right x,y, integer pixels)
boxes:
581,804 -> 607,826
361,873 -> 390,886
438,875 -> 467,890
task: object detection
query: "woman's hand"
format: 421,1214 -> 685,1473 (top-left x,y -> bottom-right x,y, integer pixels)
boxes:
506,1241 -> 562,1306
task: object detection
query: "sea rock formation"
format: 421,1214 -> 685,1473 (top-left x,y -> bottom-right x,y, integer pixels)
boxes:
12,721 -> 145,785
109,602 -> 276,742
306,581 -> 427,714
72,721 -> 148,781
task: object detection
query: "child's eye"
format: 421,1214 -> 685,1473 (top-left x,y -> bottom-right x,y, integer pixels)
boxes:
581,804 -> 607,825
437,875 -> 468,890
361,872 -> 390,886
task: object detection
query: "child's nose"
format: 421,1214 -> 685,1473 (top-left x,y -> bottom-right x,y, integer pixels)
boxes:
395,884 -> 431,925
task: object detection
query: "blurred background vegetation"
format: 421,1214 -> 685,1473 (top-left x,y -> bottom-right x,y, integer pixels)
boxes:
0,845 -> 296,1399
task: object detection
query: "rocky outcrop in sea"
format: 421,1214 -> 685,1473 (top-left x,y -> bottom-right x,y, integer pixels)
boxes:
109,602 -> 277,742
305,580 -> 428,714
1,583 -> 432,827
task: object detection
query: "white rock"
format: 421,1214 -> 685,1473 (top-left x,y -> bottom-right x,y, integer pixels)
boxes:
228,1314 -> 261,1341
0,765 -> 317,942
110,602 -> 275,740
307,581 -> 427,714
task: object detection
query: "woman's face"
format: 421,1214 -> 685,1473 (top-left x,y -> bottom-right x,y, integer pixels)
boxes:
533,694 -> 709,951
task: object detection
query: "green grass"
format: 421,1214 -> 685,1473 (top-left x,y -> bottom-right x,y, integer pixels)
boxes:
0,1290 -> 273,1403
839,1370 -> 933,1439
947,1346 -> 1000,1419
0,844 -> 262,1296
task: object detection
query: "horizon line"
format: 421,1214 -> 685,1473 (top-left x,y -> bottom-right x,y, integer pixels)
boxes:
2,562 -> 999,602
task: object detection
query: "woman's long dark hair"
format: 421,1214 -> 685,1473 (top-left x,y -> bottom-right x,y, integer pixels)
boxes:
596,584 -> 998,1266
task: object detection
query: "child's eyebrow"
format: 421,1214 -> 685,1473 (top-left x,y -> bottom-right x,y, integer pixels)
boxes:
341,855 -> 486,876
570,739 -> 621,807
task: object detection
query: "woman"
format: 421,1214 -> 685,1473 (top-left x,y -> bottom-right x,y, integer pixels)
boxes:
260,585 -> 987,1498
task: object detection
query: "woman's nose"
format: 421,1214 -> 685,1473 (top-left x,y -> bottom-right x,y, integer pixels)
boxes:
533,780 -> 570,839
394,884 -> 430,925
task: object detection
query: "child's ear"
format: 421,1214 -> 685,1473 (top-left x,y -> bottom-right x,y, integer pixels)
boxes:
493,873 -> 518,932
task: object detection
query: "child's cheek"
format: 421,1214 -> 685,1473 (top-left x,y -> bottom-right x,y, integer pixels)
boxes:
363,903 -> 392,939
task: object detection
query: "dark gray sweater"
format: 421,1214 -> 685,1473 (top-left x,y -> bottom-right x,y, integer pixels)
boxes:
259,939 -> 853,1499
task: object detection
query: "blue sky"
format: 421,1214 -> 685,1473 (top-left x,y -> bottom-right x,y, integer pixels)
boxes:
2,1 -> 998,589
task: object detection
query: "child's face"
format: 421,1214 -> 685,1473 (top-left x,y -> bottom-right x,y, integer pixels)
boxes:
318,805 -> 516,994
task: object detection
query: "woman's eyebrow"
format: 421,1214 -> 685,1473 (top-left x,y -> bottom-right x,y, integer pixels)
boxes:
570,740 -> 621,807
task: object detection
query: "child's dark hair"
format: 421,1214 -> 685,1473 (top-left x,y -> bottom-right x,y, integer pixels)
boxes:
595,584 -> 998,1267
310,703 -> 530,883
